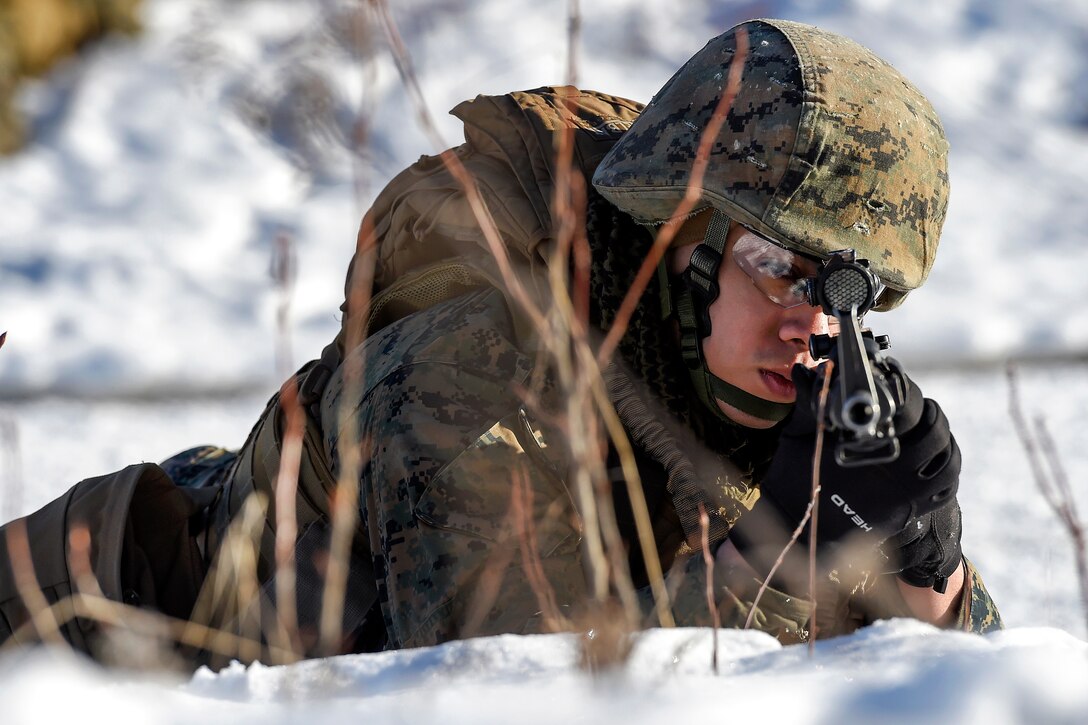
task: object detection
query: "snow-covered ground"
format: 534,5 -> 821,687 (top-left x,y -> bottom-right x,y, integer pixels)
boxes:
1,0 -> 1087,720
3,623 -> 1088,723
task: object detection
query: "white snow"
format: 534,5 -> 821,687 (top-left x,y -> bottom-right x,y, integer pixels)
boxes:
1,0 -> 1087,720
1,624 -> 1087,723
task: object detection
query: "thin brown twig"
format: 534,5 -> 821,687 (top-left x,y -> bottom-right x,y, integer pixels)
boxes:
461,504 -> 520,638
698,503 -> 719,675
271,230 -> 303,662
350,3 -> 377,214
567,0 -> 580,88
1007,364 -> 1088,635
272,377 -> 304,662
600,415 -> 675,627
369,0 -> 546,334
230,496 -> 265,664
512,467 -> 569,631
5,519 -> 66,647
366,0 -> 679,638
583,347 -> 674,626
548,81 -> 641,626
0,415 -> 23,524
187,492 -> 268,664
745,361 -> 834,633
597,27 -> 750,368
0,589 -> 297,663
68,524 -> 172,665
318,217 -> 377,655
67,526 -> 104,599
537,84 -> 616,613
316,39 -> 381,645
542,73 -> 613,610
1035,418 -> 1088,630
806,364 -> 833,655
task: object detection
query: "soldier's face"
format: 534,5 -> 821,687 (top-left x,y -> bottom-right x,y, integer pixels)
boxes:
672,222 -> 830,429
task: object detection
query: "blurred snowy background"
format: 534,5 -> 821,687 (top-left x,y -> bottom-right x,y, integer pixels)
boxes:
3,0 -> 1087,398
1,0 -> 1087,721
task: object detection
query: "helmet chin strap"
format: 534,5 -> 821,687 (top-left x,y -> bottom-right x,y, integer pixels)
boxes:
661,210 -> 793,424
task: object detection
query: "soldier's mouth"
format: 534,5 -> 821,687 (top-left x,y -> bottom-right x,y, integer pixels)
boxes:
760,369 -> 796,399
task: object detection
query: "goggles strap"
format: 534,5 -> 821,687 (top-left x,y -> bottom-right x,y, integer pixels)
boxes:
667,210 -> 793,424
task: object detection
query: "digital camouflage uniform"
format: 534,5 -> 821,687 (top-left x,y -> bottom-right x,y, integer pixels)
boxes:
313,286 -> 1000,648
214,20 -> 1002,651
0,18 -> 1001,662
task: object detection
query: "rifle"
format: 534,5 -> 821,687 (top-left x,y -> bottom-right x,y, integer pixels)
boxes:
806,251 -> 907,467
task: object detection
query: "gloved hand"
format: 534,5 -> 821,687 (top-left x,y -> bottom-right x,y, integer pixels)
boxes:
729,360 -> 961,590
882,498 -> 963,591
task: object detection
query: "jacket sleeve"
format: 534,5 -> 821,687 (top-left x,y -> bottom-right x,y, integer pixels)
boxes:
653,553 -> 1002,642
845,557 -> 1003,634
656,552 -> 815,643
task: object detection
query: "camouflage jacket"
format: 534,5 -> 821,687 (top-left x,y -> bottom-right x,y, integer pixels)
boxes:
225,88 -> 1001,652
317,284 -> 1000,649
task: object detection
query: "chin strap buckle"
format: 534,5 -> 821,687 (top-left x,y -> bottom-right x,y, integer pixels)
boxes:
683,244 -> 721,333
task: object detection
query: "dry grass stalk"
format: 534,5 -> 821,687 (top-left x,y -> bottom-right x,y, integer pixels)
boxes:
461,508 -> 520,638
1007,364 -> 1088,634
63,497 -> 295,664
744,360 -> 834,638
226,494 -> 265,663
573,29 -> 749,632
186,492 -> 268,662
590,373 -> 675,627
314,3 -> 385,655
272,230 -> 297,378
805,363 -> 833,655
67,525 -> 176,668
370,0 -> 623,629
576,598 -> 634,673
272,377 -> 304,661
67,526 -> 102,599
318,219 -> 376,656
1,586 -> 296,665
4,519 -> 65,647
698,503 -> 719,674
596,27 -> 750,369
511,468 -> 569,631
369,0 -> 545,333
271,229 -> 303,662
544,0 -> 662,633
0,415 -> 23,524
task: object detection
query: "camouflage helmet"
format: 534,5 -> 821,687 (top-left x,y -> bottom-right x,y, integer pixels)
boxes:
591,18 -> 950,311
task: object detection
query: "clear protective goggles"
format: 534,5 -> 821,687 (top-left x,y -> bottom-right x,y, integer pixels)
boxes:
731,232 -> 824,309
732,232 -> 887,311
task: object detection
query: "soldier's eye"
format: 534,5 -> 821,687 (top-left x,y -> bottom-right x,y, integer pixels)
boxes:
756,258 -> 791,278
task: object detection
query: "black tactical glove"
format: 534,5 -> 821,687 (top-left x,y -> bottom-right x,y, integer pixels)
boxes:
730,361 -> 961,590
882,498 -> 963,590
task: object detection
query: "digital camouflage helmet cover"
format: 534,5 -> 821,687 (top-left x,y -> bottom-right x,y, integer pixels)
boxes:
592,18 -> 950,312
